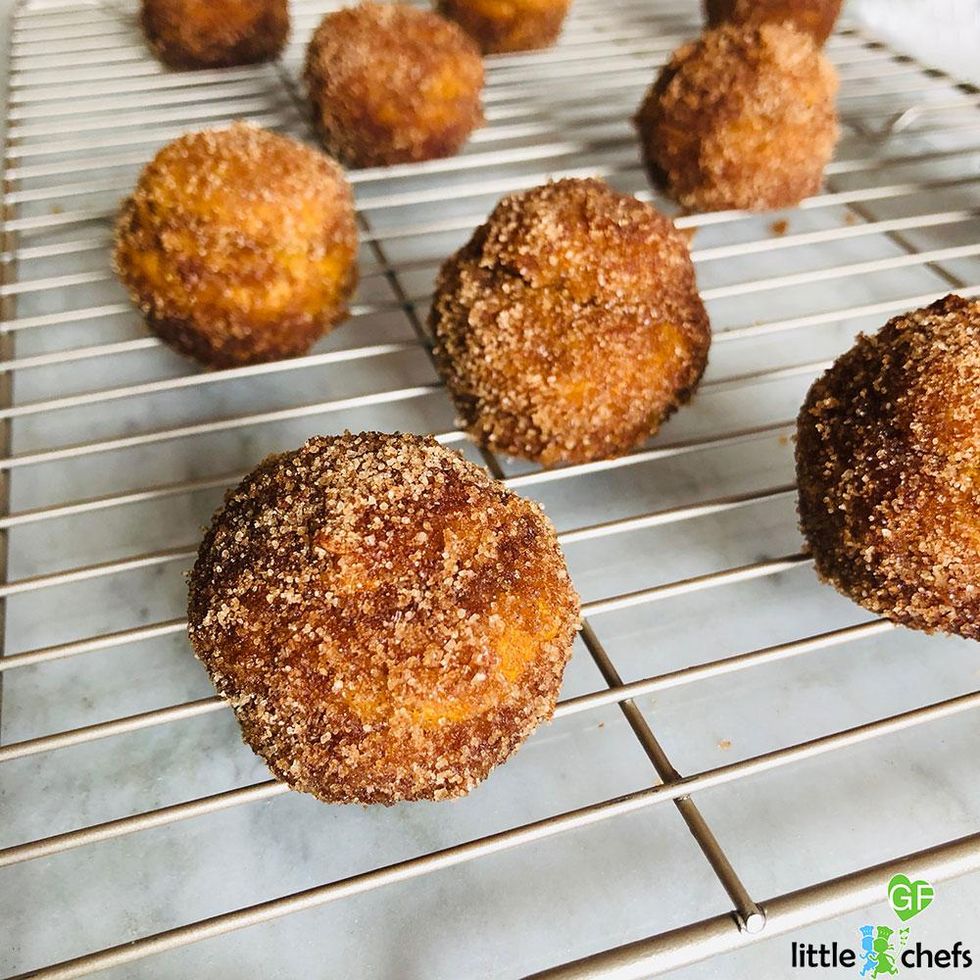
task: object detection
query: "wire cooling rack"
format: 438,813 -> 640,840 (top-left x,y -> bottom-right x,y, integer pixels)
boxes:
2,1 -> 980,977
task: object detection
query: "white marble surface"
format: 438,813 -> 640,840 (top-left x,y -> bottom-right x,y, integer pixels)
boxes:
857,0 -> 980,85
2,1 -> 980,978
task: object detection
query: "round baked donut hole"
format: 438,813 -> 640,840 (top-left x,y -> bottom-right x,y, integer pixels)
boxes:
303,3 -> 485,168
113,123 -> 358,369
704,0 -> 842,45
635,23 -> 839,212
141,0 -> 289,70
437,0 -> 571,54
796,294 -> 980,641
188,432 -> 581,804
429,178 -> 711,466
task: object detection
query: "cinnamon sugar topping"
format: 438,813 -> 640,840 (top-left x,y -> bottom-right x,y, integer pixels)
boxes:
188,432 -> 581,804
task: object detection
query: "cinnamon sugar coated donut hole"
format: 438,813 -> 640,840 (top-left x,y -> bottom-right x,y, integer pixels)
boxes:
113,124 -> 358,368
188,432 -> 581,804
429,178 -> 711,466
796,295 -> 980,640
303,3 -> 485,168
635,23 -> 839,212
141,0 -> 289,69
437,0 -> 571,54
705,0 -> 842,45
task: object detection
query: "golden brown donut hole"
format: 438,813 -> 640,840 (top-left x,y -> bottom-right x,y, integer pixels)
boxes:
635,23 -> 839,212
796,295 -> 980,641
113,124 -> 358,368
188,432 -> 581,804
304,3 -> 485,168
430,178 -> 711,466
437,0 -> 571,54
141,0 -> 289,69
704,0 -> 843,45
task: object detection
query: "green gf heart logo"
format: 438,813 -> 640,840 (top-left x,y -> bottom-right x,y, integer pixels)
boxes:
888,873 -> 934,922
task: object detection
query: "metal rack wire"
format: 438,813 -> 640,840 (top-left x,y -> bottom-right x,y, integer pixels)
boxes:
2,0 -> 980,977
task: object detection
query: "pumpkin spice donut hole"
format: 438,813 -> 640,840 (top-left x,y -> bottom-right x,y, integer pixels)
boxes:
429,178 -> 711,466
704,0 -> 843,45
635,23 -> 839,212
437,0 -> 571,54
796,295 -> 980,641
303,3 -> 485,168
141,0 -> 289,69
113,124 -> 358,369
188,432 -> 582,804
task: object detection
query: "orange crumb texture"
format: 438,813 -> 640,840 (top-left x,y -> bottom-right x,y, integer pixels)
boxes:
304,3 -> 484,167
141,0 -> 289,69
704,0 -> 843,45
188,432 -> 582,804
635,23 -> 839,212
113,123 -> 358,368
430,178 -> 711,466
797,295 -> 980,640
437,0 -> 571,53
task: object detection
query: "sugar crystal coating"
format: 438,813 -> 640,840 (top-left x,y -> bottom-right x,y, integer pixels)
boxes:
635,23 -> 839,212
430,178 -> 711,466
113,123 -> 358,368
797,295 -> 980,640
304,3 -> 485,168
188,432 -> 582,804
